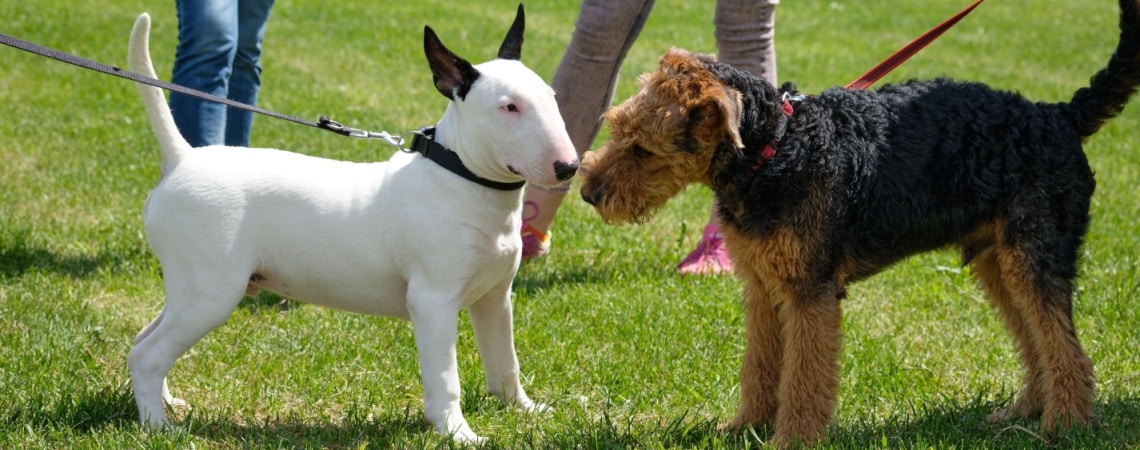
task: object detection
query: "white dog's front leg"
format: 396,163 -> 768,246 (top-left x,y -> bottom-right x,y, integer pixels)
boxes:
468,286 -> 547,413
407,295 -> 481,444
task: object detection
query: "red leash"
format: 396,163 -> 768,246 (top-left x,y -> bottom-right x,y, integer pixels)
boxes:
755,0 -> 984,170
845,0 -> 985,90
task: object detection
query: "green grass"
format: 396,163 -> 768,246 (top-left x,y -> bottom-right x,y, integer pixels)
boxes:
2,0 -> 1138,448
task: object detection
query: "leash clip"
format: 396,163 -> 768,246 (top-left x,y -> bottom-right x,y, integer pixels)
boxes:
318,116 -> 367,137
318,116 -> 423,151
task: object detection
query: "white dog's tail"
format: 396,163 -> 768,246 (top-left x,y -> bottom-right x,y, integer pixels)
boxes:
129,13 -> 189,171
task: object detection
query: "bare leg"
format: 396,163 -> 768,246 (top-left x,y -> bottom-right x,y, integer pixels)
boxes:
679,0 -> 778,275
521,0 -> 655,258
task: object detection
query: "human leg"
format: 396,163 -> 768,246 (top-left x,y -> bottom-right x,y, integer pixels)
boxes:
678,0 -> 778,275
224,0 -> 275,147
713,0 -> 778,80
170,0 -> 239,147
521,0 -> 655,259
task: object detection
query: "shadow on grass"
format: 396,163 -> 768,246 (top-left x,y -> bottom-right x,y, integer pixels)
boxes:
557,396 -> 1140,449
513,265 -> 609,294
184,410 -> 439,449
4,385 -> 137,433
0,238 -> 145,280
513,250 -> 685,294
0,228 -> 302,313
10,385 -> 1137,448
832,395 -> 1140,449
238,290 -> 304,312
8,339 -> 1136,449
3,385 -> 438,447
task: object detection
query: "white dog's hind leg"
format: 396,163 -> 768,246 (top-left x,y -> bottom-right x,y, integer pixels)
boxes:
132,310 -> 191,412
132,310 -> 189,413
129,270 -> 244,428
130,312 -> 170,428
406,286 -> 482,444
468,286 -> 547,412
134,309 -> 165,345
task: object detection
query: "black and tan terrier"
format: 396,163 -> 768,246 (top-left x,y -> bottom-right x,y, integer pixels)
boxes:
580,0 -> 1140,445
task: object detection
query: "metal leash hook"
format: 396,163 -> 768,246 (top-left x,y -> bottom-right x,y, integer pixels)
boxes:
317,116 -> 424,151
396,127 -> 431,154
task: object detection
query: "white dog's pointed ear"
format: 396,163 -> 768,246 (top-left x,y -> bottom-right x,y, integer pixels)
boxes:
424,25 -> 480,101
497,4 -> 525,60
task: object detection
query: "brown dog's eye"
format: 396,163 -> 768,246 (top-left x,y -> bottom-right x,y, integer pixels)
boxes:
633,145 -> 651,158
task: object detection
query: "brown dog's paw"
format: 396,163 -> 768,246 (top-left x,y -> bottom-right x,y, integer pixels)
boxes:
715,419 -> 741,433
986,407 -> 1021,424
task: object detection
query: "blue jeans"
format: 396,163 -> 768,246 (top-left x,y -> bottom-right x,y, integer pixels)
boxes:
170,0 -> 275,147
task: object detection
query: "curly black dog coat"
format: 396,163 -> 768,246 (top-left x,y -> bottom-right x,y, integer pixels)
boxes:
580,0 -> 1140,445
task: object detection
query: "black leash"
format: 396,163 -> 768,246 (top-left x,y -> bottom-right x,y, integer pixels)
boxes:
0,31 -> 362,137
1,31 -> 525,191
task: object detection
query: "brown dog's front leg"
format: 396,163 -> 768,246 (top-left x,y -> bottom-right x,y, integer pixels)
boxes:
773,294 -> 842,446
725,278 -> 783,430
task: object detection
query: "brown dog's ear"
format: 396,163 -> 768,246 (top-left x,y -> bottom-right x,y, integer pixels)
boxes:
701,86 -> 744,150
424,26 -> 480,101
691,52 -> 718,65
659,48 -> 720,75
658,48 -> 743,149
659,48 -> 708,76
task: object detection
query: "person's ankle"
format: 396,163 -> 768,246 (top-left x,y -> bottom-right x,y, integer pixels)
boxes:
702,223 -> 724,240
521,189 -> 568,233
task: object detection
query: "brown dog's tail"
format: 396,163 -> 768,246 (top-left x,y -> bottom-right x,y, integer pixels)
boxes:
1069,0 -> 1140,138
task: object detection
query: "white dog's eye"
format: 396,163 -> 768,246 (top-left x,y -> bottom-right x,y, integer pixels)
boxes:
505,103 -> 518,112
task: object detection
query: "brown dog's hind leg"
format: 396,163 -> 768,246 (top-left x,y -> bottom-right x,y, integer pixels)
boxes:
994,245 -> 1095,433
970,247 -> 1047,422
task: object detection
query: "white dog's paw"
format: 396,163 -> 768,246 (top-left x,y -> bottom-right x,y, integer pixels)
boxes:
427,415 -> 485,446
165,396 -> 191,410
446,424 -> 486,446
141,418 -> 170,430
140,417 -> 186,434
515,397 -> 552,414
453,431 -> 487,446
160,379 -> 191,411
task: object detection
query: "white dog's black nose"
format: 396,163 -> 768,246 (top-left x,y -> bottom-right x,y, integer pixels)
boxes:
554,160 -> 579,182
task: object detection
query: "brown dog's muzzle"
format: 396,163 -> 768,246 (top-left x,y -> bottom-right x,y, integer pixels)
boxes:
580,183 -> 604,207
578,152 -> 603,206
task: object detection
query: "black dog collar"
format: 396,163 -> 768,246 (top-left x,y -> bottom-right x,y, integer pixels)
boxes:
409,126 -> 527,191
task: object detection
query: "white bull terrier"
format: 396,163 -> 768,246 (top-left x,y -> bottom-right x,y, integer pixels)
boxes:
126,5 -> 576,443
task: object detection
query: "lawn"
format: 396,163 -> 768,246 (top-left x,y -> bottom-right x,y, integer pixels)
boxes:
1,0 -> 1138,448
